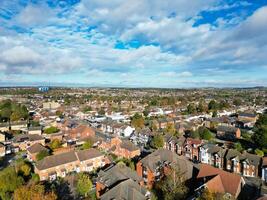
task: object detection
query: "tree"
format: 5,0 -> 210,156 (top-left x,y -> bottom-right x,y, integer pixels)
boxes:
253,114 -> 267,149
155,166 -> 188,200
44,126 -> 59,134
255,149 -> 264,157
36,150 -> 50,161
212,110 -> 218,117
0,167 -> 24,199
233,98 -> 242,106
198,127 -> 213,141
198,188 -> 231,200
131,113 -> 145,129
208,100 -> 219,111
50,139 -> 62,150
82,139 -> 93,150
76,173 -> 93,197
187,103 -> 196,114
13,184 -> 57,200
151,134 -> 164,149
234,142 -> 243,152
19,163 -> 31,177
165,123 -> 176,135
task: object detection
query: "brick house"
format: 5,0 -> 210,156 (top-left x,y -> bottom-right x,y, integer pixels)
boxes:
225,149 -> 261,177
238,112 -> 257,123
197,164 -> 244,199
183,138 -> 203,161
35,148 -> 108,181
136,149 -> 194,188
216,126 -> 241,140
12,134 -> 45,151
96,164 -> 144,198
99,137 -> 140,159
27,143 -> 48,161
66,124 -> 95,141
164,134 -> 186,155
199,144 -> 226,169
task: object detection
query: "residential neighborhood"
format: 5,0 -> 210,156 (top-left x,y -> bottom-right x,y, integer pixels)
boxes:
0,87 -> 267,200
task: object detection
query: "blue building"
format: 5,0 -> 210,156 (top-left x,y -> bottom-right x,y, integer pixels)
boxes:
38,86 -> 49,92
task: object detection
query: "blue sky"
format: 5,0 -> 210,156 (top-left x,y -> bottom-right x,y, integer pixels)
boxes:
0,0 -> 267,88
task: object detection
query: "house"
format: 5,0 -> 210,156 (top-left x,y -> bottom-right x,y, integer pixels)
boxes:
261,157 -> 267,183
164,134 -> 186,155
12,134 -> 45,151
27,126 -> 42,135
205,116 -> 236,129
27,143 -> 48,161
156,118 -> 175,129
0,132 -> 5,143
238,112 -> 257,123
99,137 -> 140,159
225,149 -> 261,177
96,164 -> 144,198
197,164 -> 244,199
136,149 -> 194,188
66,124 -> 95,141
183,138 -> 203,161
216,126 -> 241,140
100,179 -> 149,200
120,125 -> 135,137
0,143 -> 5,157
199,144 -> 226,169
35,148 -> 108,181
99,179 -> 149,200
130,128 -> 154,146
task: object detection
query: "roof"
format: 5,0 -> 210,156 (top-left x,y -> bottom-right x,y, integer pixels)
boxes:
76,148 -> 103,161
27,143 -> 47,154
197,164 -> 242,198
140,149 -> 194,179
239,113 -> 257,118
35,151 -> 77,170
217,126 -> 238,133
225,149 -> 261,166
120,140 -> 139,151
98,164 -> 142,187
100,179 -> 148,200
13,134 -> 44,143
186,138 -> 202,145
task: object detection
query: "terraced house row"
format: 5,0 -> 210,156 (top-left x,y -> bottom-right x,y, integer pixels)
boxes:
164,135 -> 262,178
34,148 -> 109,181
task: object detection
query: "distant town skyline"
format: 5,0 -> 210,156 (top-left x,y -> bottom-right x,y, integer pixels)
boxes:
0,0 -> 267,87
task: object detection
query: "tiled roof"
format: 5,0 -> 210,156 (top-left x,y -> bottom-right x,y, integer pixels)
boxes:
120,140 -> 139,151
98,164 -> 142,187
27,143 -> 47,154
13,134 -> 44,142
76,148 -> 103,161
197,164 -> 242,198
217,126 -> 238,133
100,179 -> 148,200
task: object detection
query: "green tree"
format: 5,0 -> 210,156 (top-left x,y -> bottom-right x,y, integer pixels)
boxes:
198,127 -> 213,140
36,150 -> 50,161
76,173 -> 93,197
151,134 -> 164,149
165,123 -> 176,135
234,142 -> 243,152
44,126 -> 59,134
50,139 -> 62,150
255,149 -> 264,157
253,114 -> 267,148
156,166 -> 188,200
82,139 -> 94,150
0,167 -> 24,199
187,103 -> 196,114
233,98 -> 242,106
208,100 -> 219,111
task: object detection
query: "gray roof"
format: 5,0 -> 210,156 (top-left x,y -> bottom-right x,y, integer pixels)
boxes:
239,113 -> 257,118
225,149 -> 261,166
206,144 -> 227,157
140,149 -> 194,180
100,179 -> 148,200
164,134 -> 185,145
98,164 -> 142,187
217,126 -> 238,133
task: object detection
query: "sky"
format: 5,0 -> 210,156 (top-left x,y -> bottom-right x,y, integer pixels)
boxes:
0,0 -> 267,88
